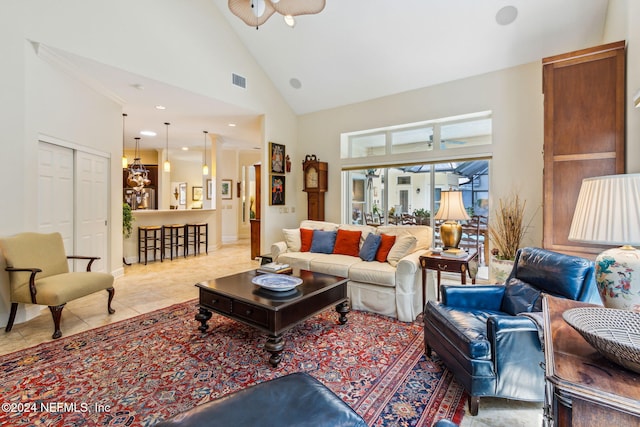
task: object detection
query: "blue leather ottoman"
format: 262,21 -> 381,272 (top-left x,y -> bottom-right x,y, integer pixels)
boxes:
156,372 -> 368,426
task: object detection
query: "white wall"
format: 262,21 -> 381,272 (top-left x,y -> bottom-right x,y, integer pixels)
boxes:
297,62 -> 545,249
293,1 -> 640,254
0,0 -> 297,326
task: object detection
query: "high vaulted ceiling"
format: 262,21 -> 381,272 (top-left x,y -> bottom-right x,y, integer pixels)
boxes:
51,1 -> 610,152
213,0 -> 609,115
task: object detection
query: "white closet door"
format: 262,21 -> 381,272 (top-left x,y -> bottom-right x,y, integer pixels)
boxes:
75,151 -> 109,273
38,142 -> 74,253
38,141 -> 109,273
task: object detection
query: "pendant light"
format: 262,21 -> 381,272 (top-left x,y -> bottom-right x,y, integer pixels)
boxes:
202,130 -> 209,176
127,137 -> 150,192
121,113 -> 128,168
163,122 -> 171,172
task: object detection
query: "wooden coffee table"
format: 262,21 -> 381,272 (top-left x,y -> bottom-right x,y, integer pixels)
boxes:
195,269 -> 349,367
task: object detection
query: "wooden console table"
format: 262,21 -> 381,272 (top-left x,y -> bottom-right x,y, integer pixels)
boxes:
542,295 -> 640,426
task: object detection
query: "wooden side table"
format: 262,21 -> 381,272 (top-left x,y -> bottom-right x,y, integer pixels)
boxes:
542,295 -> 640,426
420,249 -> 477,304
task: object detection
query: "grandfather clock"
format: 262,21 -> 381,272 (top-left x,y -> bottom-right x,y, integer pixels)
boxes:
302,155 -> 327,221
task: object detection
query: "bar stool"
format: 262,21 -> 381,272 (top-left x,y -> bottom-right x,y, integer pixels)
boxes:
186,222 -> 208,256
138,225 -> 163,265
162,224 -> 186,260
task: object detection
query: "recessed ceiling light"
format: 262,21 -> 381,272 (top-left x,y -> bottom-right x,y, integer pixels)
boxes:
228,123 -> 237,127
140,130 -> 157,137
496,5 -> 518,26
132,83 -> 145,90
289,78 -> 302,89
284,15 -> 295,27
182,147 -> 189,151
155,105 -> 166,110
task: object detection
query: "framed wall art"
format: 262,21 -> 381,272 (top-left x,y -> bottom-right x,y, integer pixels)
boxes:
192,186 -> 203,202
269,142 -> 285,174
270,175 -> 285,206
221,179 -> 233,200
179,183 -> 187,205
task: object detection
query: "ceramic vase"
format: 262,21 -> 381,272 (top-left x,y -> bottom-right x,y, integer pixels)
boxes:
595,246 -> 640,310
489,256 -> 514,284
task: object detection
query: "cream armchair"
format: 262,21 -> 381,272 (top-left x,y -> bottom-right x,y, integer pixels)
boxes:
1,232 -> 115,339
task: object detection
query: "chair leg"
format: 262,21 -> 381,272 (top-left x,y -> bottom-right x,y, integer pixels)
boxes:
468,395 -> 480,416
5,303 -> 18,332
425,343 -> 433,358
49,304 -> 65,339
106,287 -> 115,314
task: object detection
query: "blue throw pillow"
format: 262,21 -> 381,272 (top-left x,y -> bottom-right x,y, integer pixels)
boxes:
310,230 -> 337,254
359,233 -> 382,261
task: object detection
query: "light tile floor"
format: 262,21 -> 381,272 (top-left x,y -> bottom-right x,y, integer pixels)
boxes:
0,239 -> 542,426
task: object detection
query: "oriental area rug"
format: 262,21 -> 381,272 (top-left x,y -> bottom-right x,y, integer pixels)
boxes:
0,300 -> 466,426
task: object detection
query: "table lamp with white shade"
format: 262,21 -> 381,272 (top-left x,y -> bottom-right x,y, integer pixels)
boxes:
435,190 -> 470,249
568,173 -> 640,310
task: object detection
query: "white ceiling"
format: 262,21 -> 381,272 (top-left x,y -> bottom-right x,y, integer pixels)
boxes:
51,0 -> 609,152
213,0 -> 609,115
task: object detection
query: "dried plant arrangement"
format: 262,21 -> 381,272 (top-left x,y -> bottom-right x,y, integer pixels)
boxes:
489,194 -> 528,261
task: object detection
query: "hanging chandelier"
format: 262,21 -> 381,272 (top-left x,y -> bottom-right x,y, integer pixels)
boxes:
127,137 -> 151,192
228,0 -> 325,29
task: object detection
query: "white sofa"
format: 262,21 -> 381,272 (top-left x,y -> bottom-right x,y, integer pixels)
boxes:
270,220 -> 436,322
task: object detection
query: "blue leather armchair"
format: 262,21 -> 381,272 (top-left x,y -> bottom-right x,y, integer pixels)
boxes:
423,247 -> 601,415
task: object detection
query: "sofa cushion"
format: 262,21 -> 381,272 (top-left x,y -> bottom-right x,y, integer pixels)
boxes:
333,229 -> 362,257
375,225 -> 432,251
500,278 -> 542,315
276,252 -> 316,270
300,220 -> 339,231
309,254 -> 361,277
338,224 -> 377,247
359,233 -> 381,261
386,235 -> 417,267
283,228 -> 301,252
310,230 -> 337,254
425,301 -> 503,360
300,228 -> 314,252
376,234 -> 396,262
348,260 -> 397,287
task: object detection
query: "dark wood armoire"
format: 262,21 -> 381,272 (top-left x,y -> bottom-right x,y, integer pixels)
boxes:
542,41 -> 626,258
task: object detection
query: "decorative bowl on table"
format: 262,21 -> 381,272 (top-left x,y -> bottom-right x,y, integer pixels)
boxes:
252,274 -> 303,292
562,307 -> 640,374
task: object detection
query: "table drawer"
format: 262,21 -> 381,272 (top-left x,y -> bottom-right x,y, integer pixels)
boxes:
421,257 -> 450,270
231,301 -> 269,327
200,291 -> 232,314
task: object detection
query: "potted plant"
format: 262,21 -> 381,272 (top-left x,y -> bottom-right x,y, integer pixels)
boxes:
123,202 -> 134,239
488,194 -> 528,283
412,208 -> 430,225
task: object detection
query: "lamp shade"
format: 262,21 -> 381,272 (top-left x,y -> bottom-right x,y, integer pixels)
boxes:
568,174 -> 640,246
434,191 -> 470,221
569,173 -> 640,311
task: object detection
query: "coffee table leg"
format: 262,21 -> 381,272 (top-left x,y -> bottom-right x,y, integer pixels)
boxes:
265,334 -> 284,367
195,307 -> 212,332
336,300 -> 350,325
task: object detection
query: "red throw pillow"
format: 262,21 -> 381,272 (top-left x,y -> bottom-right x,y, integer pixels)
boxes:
332,229 -> 362,257
300,228 -> 314,252
376,234 -> 396,262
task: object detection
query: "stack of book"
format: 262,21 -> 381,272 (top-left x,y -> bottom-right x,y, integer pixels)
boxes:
440,248 -> 468,258
257,262 -> 293,274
